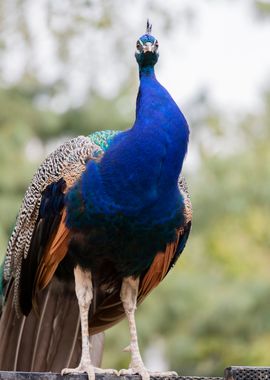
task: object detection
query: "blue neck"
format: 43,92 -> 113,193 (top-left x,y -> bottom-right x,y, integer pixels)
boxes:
134,65 -> 189,192
139,65 -> 155,78
79,64 -> 190,224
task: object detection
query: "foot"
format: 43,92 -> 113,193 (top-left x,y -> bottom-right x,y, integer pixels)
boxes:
62,364 -> 118,380
119,361 -> 150,380
119,366 -> 178,380
62,362 -> 95,380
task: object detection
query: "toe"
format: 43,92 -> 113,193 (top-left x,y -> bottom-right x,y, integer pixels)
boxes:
61,367 -> 78,375
94,367 -> 118,375
87,368 -> 95,380
140,369 -> 150,380
119,367 -> 150,380
119,368 -> 133,376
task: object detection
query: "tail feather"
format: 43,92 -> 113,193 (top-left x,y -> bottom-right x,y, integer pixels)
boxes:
0,277 -> 104,371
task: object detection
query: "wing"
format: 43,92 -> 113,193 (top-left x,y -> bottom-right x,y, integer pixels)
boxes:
2,136 -> 100,315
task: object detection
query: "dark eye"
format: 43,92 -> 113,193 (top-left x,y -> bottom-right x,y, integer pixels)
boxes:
155,40 -> 159,48
136,41 -> 143,51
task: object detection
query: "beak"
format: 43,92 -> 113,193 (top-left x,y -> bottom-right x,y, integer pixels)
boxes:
143,42 -> 154,53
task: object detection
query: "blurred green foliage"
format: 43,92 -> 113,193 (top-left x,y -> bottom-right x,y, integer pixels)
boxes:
0,0 -> 270,377
255,1 -> 270,18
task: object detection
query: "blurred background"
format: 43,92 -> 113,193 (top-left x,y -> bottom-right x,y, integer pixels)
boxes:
0,0 -> 270,376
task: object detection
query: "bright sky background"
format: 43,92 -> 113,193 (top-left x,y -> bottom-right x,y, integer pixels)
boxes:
159,0 -> 270,113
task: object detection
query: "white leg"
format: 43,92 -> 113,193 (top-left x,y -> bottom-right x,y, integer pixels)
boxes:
119,276 -> 178,380
119,276 -> 150,380
61,266 -> 117,380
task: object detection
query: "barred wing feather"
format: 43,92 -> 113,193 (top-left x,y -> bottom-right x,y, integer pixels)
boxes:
3,136 -> 100,313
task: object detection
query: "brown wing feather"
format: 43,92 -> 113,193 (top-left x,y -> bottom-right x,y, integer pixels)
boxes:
34,209 -> 71,292
138,230 -> 180,299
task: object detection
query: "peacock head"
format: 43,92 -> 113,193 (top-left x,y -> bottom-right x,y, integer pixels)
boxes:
135,20 -> 159,69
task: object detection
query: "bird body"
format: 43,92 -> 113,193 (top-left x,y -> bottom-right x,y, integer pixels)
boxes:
65,62 -> 189,281
0,22 -> 192,380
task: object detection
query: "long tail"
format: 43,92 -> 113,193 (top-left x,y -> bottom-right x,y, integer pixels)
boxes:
0,277 -> 104,371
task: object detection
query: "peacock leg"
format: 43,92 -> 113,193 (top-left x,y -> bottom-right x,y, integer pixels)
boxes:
119,276 -> 178,380
119,276 -> 150,380
61,266 -> 117,380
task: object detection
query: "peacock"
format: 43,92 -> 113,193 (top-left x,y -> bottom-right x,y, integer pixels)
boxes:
0,21 -> 192,380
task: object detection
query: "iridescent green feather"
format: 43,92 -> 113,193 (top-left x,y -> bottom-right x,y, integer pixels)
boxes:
88,130 -> 120,155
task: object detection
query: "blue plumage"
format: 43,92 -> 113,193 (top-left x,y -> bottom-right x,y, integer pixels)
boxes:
67,51 -> 189,223
39,179 -> 66,219
65,28 -> 190,278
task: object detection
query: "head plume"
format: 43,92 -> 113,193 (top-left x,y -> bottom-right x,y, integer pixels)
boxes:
135,19 -> 159,72
146,19 -> 152,35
